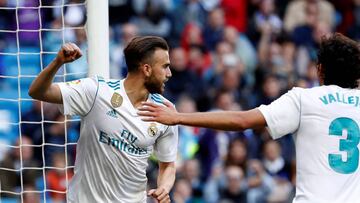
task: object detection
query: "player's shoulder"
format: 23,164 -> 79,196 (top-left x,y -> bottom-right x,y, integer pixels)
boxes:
283,86 -> 306,97
149,93 -> 173,106
74,76 -> 103,86
282,86 -> 324,101
150,93 -> 165,104
290,85 -> 358,100
288,85 -> 333,94
64,76 -> 98,88
302,85 -> 347,94
97,77 -> 122,91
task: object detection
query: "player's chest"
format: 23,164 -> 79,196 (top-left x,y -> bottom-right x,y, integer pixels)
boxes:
92,94 -> 167,148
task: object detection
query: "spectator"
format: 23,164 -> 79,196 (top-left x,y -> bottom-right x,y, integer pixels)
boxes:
221,0 -> 248,32
293,20 -> 332,77
180,23 -> 204,53
131,0 -> 171,38
219,166 -> 247,203
197,92 -> 243,180
47,152 -> 74,203
346,0 -> 360,41
172,178 -> 194,203
181,159 -> 204,201
224,138 -> 248,171
23,185 -> 41,203
44,113 -> 78,166
110,23 -> 139,78
255,0 -> 282,34
109,0 -> 134,25
246,160 -> 274,203
203,8 -> 226,51
218,68 -> 250,108
204,41 -> 234,88
65,28 -> 88,81
248,0 -> 283,44
0,136 -> 41,199
175,95 -> 200,168
283,0 -> 335,33
187,44 -> 212,77
164,47 -> 206,105
262,140 -> 293,202
223,26 -> 258,85
204,139 -> 274,203
168,0 -> 208,46
255,74 -> 283,106
63,0 -> 86,27
17,0 -> 41,46
0,0 -> 15,48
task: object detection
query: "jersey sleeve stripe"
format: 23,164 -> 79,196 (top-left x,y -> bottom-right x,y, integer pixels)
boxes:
151,96 -> 163,104
151,94 -> 162,100
107,81 -> 120,85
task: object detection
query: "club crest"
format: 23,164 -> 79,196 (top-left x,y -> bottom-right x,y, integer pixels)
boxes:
148,123 -> 158,137
111,92 -> 123,108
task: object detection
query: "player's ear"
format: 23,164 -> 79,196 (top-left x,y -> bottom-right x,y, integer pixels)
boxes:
141,63 -> 152,77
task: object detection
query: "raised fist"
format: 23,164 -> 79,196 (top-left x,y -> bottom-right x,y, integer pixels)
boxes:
56,42 -> 83,64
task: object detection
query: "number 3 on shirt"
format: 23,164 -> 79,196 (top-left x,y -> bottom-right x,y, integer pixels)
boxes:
328,117 -> 360,174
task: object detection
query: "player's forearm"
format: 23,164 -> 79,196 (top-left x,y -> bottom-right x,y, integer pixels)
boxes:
29,43 -> 81,103
28,58 -> 63,101
176,111 -> 243,131
157,162 -> 176,193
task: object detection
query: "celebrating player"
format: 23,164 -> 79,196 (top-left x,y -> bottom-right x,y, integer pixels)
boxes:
29,36 -> 178,203
138,33 -> 360,203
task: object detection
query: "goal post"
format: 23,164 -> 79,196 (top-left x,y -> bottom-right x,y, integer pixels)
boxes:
87,0 -> 109,78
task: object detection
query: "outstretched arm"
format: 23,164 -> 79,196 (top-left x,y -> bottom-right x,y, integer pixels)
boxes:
138,101 -> 267,131
28,43 -> 82,104
148,161 -> 175,203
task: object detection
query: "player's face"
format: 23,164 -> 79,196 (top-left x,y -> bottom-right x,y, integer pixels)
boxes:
145,49 -> 171,94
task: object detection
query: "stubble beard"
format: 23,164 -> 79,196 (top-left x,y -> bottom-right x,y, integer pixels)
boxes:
145,75 -> 164,94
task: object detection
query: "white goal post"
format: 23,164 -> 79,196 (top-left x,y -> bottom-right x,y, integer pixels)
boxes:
87,0 -> 109,78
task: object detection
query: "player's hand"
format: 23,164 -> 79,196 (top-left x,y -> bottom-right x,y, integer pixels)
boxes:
56,42 -> 82,64
138,101 -> 179,125
147,188 -> 170,203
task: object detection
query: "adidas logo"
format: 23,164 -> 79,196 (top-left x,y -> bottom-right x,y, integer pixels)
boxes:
106,109 -> 118,118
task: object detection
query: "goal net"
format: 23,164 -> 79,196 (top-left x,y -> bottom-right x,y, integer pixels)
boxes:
0,0 -> 100,202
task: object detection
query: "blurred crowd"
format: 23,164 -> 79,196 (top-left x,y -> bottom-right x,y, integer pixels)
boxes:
0,0 -> 359,202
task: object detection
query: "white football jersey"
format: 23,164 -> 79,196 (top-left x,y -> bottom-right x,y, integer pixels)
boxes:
258,85 -> 360,203
57,77 -> 178,203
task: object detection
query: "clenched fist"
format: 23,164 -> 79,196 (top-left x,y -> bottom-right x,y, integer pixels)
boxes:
56,42 -> 82,64
148,187 -> 171,203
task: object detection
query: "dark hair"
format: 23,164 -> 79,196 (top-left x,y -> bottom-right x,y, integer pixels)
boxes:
317,33 -> 360,88
124,36 -> 169,72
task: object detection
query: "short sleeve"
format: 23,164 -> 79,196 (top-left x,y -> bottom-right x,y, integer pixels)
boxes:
154,125 -> 178,162
57,77 -> 98,117
257,87 -> 302,139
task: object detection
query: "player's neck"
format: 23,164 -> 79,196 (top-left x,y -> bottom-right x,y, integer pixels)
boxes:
123,76 -> 149,108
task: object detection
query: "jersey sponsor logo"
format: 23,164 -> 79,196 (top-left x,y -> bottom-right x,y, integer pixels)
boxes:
111,92 -> 123,108
106,109 -> 119,118
99,130 -> 148,156
148,123 -> 158,137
